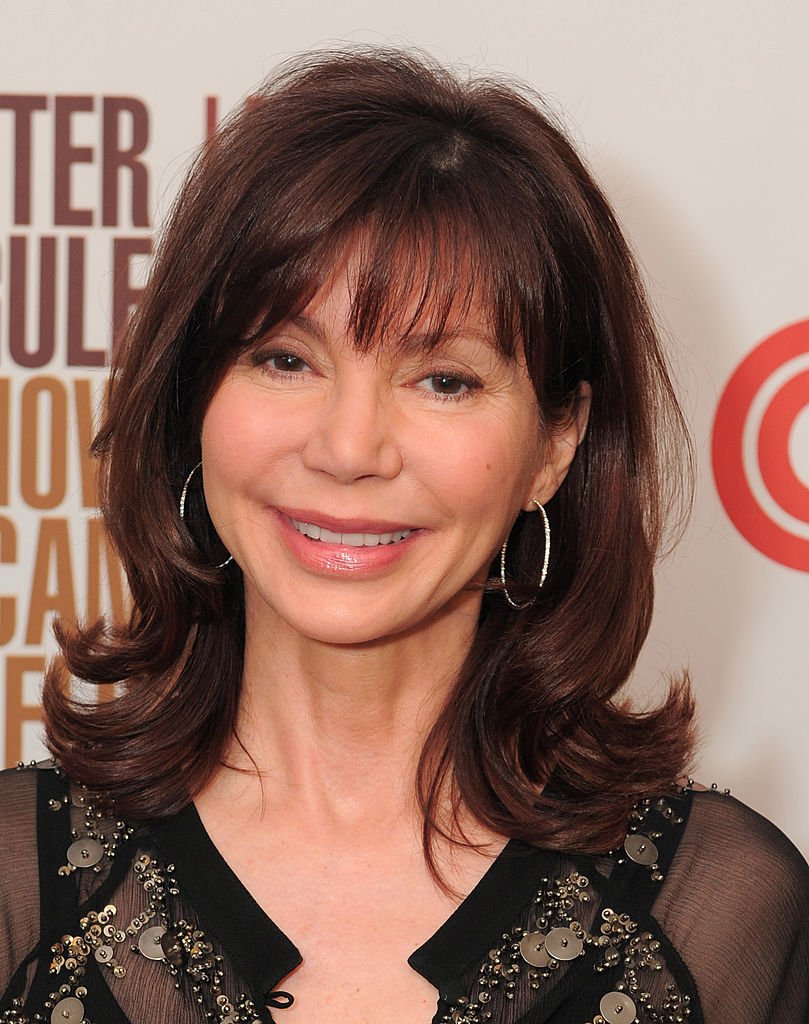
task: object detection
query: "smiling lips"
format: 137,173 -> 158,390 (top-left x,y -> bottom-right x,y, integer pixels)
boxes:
290,518 -> 413,547
275,508 -> 421,575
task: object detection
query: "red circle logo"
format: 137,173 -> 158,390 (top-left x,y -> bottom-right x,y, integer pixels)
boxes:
712,319 -> 809,572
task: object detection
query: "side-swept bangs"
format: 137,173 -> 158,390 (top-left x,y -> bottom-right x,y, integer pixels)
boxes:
177,59 -> 603,443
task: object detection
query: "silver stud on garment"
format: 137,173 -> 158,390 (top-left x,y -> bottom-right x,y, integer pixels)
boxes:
623,833 -> 659,866
138,924 -> 168,960
519,931 -> 550,967
544,926 -> 583,961
66,838 -> 103,868
50,996 -> 84,1024
600,990 -> 638,1023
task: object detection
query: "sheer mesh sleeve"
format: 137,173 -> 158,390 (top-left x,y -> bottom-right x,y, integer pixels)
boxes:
0,767 -> 41,999
651,790 -> 809,1023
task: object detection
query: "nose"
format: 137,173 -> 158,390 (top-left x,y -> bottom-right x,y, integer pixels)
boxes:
302,374 -> 403,483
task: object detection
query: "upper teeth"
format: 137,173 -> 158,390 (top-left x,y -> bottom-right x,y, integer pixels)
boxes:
291,519 -> 412,546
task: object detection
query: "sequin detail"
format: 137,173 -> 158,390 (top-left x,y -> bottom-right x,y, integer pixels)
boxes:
440,794 -> 701,1024
2,767 -> 267,1024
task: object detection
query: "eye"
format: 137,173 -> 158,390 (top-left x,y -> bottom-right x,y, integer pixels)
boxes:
253,350 -> 311,374
417,373 -> 481,399
268,352 -> 309,372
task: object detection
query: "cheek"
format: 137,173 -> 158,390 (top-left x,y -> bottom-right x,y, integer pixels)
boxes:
201,384 -> 295,478
200,386 -> 270,515
421,410 -> 540,517
200,400 -> 232,466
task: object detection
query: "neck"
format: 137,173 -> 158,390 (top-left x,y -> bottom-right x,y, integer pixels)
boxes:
209,591 -> 480,833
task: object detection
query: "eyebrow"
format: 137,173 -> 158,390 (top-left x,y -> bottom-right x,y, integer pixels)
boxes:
400,328 -> 499,353
289,313 -> 328,345
288,313 -> 500,356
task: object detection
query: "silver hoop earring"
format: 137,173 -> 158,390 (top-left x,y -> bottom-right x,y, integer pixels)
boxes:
499,499 -> 550,609
179,462 -> 233,569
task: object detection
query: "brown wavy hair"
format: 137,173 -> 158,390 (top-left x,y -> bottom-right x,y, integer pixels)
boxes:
44,47 -> 695,863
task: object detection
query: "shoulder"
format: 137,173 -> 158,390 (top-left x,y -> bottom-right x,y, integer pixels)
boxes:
0,764 -> 44,993
0,759 -> 72,887
679,787 -> 809,895
0,756 -> 83,836
0,762 -> 40,856
658,788 -> 809,1022
668,787 -> 809,932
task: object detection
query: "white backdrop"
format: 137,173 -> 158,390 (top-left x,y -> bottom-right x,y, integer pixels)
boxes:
1,0 -> 807,856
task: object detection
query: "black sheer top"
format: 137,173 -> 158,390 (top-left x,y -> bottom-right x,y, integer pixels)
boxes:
1,760 -> 808,1023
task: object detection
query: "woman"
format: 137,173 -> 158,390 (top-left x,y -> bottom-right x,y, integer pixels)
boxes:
1,48 -> 807,1024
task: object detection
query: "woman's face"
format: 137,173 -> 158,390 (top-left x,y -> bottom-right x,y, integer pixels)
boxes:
201,264 -> 582,646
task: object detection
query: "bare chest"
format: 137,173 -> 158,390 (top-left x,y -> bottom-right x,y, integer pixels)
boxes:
191,785 -> 506,1024
277,950 -> 439,1024
243,862 -> 451,1024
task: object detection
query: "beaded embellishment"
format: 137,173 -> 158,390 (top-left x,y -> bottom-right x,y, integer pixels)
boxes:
39,853 -> 266,1024
439,791 -> 713,1024
439,878 -> 692,1024
2,762 -> 267,1024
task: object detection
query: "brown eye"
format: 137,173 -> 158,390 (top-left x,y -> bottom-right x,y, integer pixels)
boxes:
431,375 -> 466,394
270,353 -> 308,373
417,372 -> 481,399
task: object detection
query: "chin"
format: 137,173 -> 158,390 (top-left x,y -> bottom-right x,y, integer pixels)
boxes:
259,594 -> 412,647
296,617 -> 405,648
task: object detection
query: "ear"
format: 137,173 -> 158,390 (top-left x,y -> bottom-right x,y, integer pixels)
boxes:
523,381 -> 591,509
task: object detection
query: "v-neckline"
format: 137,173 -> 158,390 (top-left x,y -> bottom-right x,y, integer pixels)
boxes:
151,801 -> 555,1004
